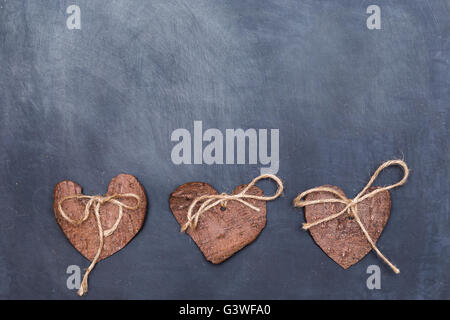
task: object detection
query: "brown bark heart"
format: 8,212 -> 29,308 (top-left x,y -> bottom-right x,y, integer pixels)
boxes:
304,185 -> 391,269
53,174 -> 147,262
169,182 -> 267,264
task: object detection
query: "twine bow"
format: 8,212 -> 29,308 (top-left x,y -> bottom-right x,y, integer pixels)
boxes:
293,160 -> 409,274
58,193 -> 140,296
181,174 -> 284,232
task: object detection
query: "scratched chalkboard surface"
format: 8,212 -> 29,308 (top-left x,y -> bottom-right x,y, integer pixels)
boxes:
0,0 -> 449,299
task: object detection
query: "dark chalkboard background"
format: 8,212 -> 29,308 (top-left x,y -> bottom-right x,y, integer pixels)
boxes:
0,0 -> 449,299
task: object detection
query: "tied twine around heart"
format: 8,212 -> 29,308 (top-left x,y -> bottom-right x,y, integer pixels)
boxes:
180,174 -> 284,232
58,193 -> 140,296
293,160 -> 409,274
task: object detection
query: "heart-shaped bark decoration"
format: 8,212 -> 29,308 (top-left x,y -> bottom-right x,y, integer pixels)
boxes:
169,182 -> 267,264
295,160 -> 409,273
53,174 -> 147,262
304,185 -> 391,269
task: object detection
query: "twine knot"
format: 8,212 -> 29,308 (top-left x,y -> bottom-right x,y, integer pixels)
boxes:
293,160 -> 409,274
181,174 -> 284,232
219,193 -> 228,209
58,192 -> 140,296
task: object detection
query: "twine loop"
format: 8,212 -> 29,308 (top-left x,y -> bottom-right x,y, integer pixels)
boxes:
293,160 -> 409,274
58,193 -> 140,296
181,174 -> 284,232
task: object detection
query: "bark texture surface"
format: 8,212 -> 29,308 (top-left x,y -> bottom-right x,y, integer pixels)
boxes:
304,185 -> 391,269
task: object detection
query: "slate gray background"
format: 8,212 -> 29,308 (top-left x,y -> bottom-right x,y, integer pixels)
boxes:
0,0 -> 449,299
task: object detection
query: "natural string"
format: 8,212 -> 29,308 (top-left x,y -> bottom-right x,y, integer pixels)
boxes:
293,160 -> 409,274
181,174 -> 284,232
58,193 -> 140,296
